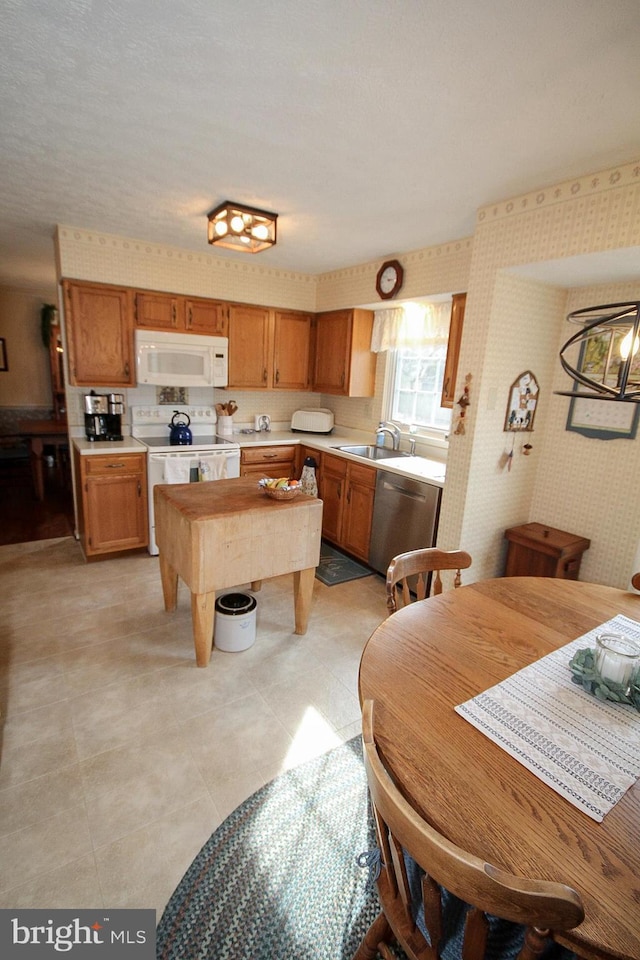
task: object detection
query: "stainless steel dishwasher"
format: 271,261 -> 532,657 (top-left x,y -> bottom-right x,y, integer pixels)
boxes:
368,470 -> 442,576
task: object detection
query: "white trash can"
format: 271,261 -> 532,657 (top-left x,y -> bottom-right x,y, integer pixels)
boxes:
214,592 -> 257,652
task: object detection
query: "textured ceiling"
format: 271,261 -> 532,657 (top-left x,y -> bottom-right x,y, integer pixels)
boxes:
1,0 -> 640,290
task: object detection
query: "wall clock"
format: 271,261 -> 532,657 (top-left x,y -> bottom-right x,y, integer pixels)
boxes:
376,259 -> 404,300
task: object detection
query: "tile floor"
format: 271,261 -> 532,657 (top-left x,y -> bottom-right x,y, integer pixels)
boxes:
0,536 -> 387,919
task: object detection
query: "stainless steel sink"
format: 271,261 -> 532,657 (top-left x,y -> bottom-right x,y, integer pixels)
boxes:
335,444 -> 411,461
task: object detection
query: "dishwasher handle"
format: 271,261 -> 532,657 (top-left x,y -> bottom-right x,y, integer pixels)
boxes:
379,477 -> 427,503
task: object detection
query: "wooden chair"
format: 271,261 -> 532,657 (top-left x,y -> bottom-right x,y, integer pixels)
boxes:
386,547 -> 472,615
354,699 -> 585,960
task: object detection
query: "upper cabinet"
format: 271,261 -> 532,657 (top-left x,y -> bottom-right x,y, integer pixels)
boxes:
441,292 -> 467,408
272,310 -> 312,390
228,306 -> 312,391
313,308 -> 376,396
134,290 -> 228,337
63,280 -> 135,387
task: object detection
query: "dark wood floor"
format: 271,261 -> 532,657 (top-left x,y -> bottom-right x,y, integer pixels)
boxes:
0,457 -> 75,545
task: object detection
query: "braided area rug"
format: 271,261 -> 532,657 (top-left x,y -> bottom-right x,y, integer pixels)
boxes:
157,736 -> 381,960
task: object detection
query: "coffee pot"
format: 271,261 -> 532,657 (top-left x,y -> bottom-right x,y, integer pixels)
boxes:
169,410 -> 193,445
83,391 -> 124,441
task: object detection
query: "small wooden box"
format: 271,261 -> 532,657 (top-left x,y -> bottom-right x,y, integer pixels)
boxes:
504,522 -> 591,580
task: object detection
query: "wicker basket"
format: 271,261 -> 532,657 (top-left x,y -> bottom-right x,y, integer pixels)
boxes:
262,486 -> 300,501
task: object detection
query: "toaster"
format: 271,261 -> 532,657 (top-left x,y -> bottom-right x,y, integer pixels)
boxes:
290,408 -> 335,434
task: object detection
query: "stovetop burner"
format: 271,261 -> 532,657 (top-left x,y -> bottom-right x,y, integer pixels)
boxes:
140,435 -> 237,449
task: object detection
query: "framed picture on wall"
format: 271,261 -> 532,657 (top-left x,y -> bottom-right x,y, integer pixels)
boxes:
566,332 -> 640,440
0,338 -> 7,372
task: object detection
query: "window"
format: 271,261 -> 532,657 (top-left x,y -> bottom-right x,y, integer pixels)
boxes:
387,344 -> 452,433
373,300 -> 453,435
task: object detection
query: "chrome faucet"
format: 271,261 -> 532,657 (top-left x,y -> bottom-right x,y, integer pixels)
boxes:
376,420 -> 401,450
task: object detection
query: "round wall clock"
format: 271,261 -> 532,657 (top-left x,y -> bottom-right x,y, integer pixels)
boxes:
376,259 -> 404,300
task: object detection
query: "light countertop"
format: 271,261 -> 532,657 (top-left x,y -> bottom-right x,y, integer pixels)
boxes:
72,437 -> 148,455
72,428 -> 447,487
232,426 -> 447,488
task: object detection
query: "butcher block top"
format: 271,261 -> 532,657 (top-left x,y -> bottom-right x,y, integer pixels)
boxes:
154,476 -> 323,595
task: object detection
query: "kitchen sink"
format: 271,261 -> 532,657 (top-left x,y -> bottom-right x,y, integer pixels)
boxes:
335,444 -> 412,461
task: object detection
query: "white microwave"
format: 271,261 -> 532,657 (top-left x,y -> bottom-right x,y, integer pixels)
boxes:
135,330 -> 228,387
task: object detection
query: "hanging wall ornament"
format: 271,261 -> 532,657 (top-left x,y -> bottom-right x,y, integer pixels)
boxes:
453,373 -> 472,435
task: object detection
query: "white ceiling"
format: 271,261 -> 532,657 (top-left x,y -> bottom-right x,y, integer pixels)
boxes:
1,0 -> 640,291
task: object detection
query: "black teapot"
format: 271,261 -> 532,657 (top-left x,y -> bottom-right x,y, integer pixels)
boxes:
169,410 -> 192,445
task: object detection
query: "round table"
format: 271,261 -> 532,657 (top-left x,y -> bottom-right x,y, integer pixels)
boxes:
358,578 -> 640,960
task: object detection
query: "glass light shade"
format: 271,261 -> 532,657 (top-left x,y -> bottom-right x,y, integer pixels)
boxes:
620,329 -> 640,361
207,201 -> 278,253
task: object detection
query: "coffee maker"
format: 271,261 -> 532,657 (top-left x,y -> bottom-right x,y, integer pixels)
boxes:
84,392 -> 124,441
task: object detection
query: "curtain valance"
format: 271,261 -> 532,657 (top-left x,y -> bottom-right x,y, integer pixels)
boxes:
371,300 -> 452,352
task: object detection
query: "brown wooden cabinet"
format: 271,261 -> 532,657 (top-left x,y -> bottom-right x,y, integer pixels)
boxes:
504,522 -> 591,580
228,304 -> 272,389
228,305 -> 312,391
73,449 -> 148,558
273,310 -> 312,390
63,280 -> 135,387
319,452 -> 376,562
313,308 -> 376,396
240,444 -> 297,478
134,290 -> 228,336
441,292 -> 467,408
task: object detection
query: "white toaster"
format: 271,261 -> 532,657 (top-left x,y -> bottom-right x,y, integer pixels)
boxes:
290,408 -> 335,434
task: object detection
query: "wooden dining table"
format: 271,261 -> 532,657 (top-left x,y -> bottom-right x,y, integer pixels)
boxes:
358,577 -> 640,960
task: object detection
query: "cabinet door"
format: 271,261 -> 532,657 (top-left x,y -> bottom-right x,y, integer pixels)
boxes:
134,291 -> 180,330
81,453 -> 148,556
273,311 -> 311,390
185,298 -> 229,336
441,292 -> 467,408
319,453 -> 347,544
313,310 -> 351,393
341,463 -> 376,562
228,305 -> 272,389
64,281 -> 135,387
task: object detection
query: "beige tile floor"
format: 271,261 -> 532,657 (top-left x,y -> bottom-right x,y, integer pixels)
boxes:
0,536 -> 387,919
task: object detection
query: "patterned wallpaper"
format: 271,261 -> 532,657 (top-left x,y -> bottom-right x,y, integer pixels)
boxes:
55,226 -> 472,439
441,159 -> 640,588
55,226 -> 317,312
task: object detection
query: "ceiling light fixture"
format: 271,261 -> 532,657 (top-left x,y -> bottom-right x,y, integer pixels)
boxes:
207,201 -> 277,253
556,301 -> 640,401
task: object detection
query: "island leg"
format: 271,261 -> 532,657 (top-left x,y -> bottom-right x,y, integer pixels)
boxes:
293,567 -> 315,635
191,591 -> 215,667
159,554 -> 179,611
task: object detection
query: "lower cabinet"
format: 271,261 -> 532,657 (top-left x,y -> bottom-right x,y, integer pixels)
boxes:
74,449 -> 148,558
319,453 -> 376,563
240,445 -> 297,478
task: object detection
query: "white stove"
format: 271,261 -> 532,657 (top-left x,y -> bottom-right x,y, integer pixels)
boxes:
131,406 -> 240,555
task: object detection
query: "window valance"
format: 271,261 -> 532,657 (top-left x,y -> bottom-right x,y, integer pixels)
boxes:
371,300 -> 452,352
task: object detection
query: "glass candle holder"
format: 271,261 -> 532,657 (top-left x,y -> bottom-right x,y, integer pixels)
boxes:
595,633 -> 640,692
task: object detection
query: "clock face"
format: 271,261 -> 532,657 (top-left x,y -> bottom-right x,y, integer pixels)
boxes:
376,259 -> 404,299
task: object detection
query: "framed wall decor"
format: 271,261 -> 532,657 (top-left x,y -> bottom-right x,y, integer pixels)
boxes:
566,331 -> 640,440
504,370 -> 538,432
0,338 -> 7,371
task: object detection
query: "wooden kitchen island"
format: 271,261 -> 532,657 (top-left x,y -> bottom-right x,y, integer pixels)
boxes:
154,476 -> 323,666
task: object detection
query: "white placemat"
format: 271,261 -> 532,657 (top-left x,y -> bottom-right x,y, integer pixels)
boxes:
455,615 -> 640,821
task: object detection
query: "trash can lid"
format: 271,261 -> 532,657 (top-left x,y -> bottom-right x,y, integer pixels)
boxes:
214,592 -> 257,615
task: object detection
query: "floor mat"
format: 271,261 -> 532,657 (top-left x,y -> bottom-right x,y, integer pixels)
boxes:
315,541 -> 373,585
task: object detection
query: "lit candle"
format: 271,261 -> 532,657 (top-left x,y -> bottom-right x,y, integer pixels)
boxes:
595,633 -> 640,690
